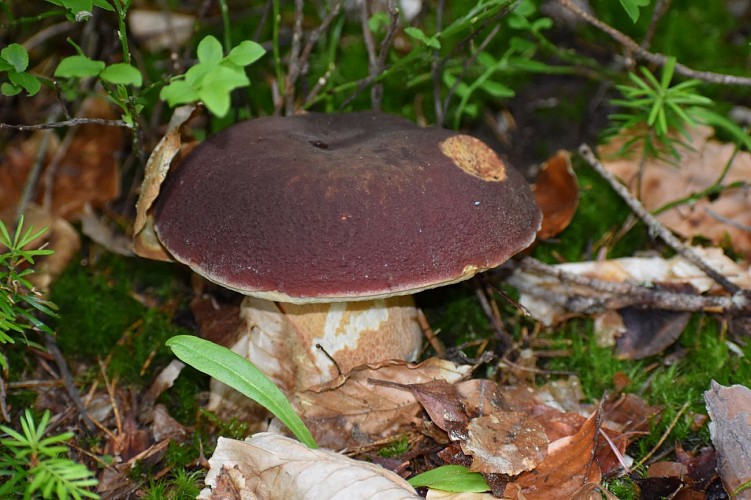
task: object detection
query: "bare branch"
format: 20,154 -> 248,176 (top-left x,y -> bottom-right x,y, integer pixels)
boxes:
0,118 -> 131,131
557,0 -> 751,86
579,144 -> 741,295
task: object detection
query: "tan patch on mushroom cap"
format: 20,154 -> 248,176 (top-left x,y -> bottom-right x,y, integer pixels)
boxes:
440,135 -> 507,182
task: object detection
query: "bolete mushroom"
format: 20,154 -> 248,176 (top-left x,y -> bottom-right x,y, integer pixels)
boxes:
152,112 -> 541,398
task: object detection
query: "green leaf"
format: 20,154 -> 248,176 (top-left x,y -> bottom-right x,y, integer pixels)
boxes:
619,0 -> 650,23
199,85 -> 231,117
99,63 -> 142,86
408,465 -> 490,493
480,80 -> 514,98
166,335 -> 318,448
159,80 -> 200,106
1,44 -> 29,72
54,55 -> 104,78
92,0 -> 115,11
197,35 -> 224,65
207,65 -> 249,89
226,40 -> 266,66
8,71 -> 41,96
1,82 -> 22,96
404,27 -> 441,49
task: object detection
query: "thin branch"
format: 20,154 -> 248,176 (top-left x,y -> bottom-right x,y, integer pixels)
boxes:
0,117 -> 130,131
557,0 -> 751,86
579,144 -> 741,295
284,0 -> 305,114
640,0 -> 672,50
44,333 -> 96,432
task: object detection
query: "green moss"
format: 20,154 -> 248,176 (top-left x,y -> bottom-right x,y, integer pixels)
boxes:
49,254 -> 192,383
418,284 -> 492,350
544,313 -> 751,461
378,434 -> 410,458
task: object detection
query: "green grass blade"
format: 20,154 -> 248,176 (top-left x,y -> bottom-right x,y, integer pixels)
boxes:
165,335 -> 317,449
408,465 -> 490,493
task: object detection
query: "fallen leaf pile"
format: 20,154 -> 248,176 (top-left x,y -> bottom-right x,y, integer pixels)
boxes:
600,125 -> 751,259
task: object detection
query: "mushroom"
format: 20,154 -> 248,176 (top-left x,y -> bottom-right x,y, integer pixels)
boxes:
152,112 -> 541,398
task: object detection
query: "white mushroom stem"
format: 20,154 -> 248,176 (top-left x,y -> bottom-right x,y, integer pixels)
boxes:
208,296 -> 423,412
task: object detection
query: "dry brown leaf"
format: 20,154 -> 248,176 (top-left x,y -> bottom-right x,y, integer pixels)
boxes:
199,433 -> 419,500
504,410 -> 602,499
295,358 -> 471,449
601,125 -> 751,259
704,381 -> 751,498
0,98 -> 120,219
615,307 -> 691,360
134,104 -> 197,260
407,380 -> 468,436
462,412 -> 548,476
533,150 -> 578,240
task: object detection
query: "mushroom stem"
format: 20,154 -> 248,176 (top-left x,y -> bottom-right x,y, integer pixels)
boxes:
208,295 -> 423,412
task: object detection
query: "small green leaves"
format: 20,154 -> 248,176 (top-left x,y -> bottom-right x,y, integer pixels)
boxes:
54,55 -> 105,78
0,410 -> 98,498
619,0 -> 651,23
160,35 -> 266,117
99,62 -> 142,86
404,27 -> 441,49
2,44 -> 28,72
165,335 -> 317,449
226,41 -> 266,67
54,55 -> 141,87
408,465 -> 490,493
609,57 -> 713,160
0,44 -> 41,97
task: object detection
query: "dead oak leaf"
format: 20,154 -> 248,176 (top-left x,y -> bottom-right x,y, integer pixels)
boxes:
600,125 -> 751,259
462,413 -> 548,476
295,358 -> 471,449
704,381 -> 751,497
199,433 -> 419,500
504,410 -> 602,499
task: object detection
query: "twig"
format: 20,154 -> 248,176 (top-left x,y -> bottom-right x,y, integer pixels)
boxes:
432,0 -> 446,125
0,117 -> 130,131
513,256 -> 743,314
704,207 -> 751,233
44,334 -> 95,432
417,308 -> 445,357
557,0 -> 751,86
284,0 -> 305,115
16,126 -> 53,221
636,400 -> 690,466
0,377 -> 9,422
474,281 -> 515,353
579,144 -> 741,295
640,0 -> 672,50
373,0 -> 400,109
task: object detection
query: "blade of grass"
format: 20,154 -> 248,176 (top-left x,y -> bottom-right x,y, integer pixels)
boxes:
166,335 -> 317,449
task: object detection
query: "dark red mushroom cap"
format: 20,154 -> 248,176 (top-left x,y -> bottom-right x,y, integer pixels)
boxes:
154,112 -> 541,303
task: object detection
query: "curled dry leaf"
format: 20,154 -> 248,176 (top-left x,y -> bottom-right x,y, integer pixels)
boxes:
505,410 -> 602,499
295,358 -> 471,449
133,104 -> 197,261
199,433 -> 419,500
533,150 -> 579,240
704,381 -> 751,497
601,125 -> 751,259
